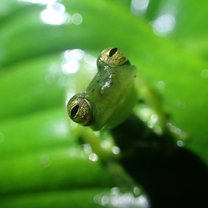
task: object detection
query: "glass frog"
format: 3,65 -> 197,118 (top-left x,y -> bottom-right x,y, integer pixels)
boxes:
66,48 -> 182,195
67,47 -> 170,134
66,47 -> 206,208
67,48 -> 138,130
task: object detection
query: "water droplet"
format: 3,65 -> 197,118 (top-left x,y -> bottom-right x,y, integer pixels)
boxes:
71,13 -> 83,25
100,195 -> 109,206
62,60 -> 80,74
64,49 -> 85,61
94,187 -> 149,208
167,122 -> 187,140
82,144 -> 98,162
133,186 -> 141,195
40,2 -> 69,25
82,144 -> 92,154
61,49 -> 85,74
131,0 -> 149,15
89,153 -> 98,162
112,146 -> 120,155
148,114 -> 158,128
176,140 -> 185,147
152,13 -> 176,36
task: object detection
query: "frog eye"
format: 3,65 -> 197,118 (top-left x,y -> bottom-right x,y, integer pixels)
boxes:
67,95 -> 93,126
97,47 -> 129,69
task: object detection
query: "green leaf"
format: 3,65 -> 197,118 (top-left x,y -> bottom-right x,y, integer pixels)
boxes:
0,189 -> 104,208
0,0 -> 207,207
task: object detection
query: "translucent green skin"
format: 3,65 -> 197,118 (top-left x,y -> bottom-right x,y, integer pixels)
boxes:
87,64 -> 137,130
68,63 -> 137,130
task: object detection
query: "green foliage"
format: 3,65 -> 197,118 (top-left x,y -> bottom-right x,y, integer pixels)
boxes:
0,0 -> 207,207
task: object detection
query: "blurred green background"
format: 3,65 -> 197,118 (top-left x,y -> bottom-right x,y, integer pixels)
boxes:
0,0 -> 207,207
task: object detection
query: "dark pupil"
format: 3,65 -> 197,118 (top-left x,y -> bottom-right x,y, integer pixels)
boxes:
109,48 -> 118,57
71,105 -> 79,118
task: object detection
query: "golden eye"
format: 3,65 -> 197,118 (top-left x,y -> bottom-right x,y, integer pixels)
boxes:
97,47 -> 129,69
67,94 -> 93,126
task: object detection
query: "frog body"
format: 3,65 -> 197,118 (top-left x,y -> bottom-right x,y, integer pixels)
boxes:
67,48 -> 137,130
66,48 -> 190,202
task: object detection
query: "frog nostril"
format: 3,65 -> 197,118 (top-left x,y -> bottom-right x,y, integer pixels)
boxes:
109,48 -> 118,57
71,105 -> 79,118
